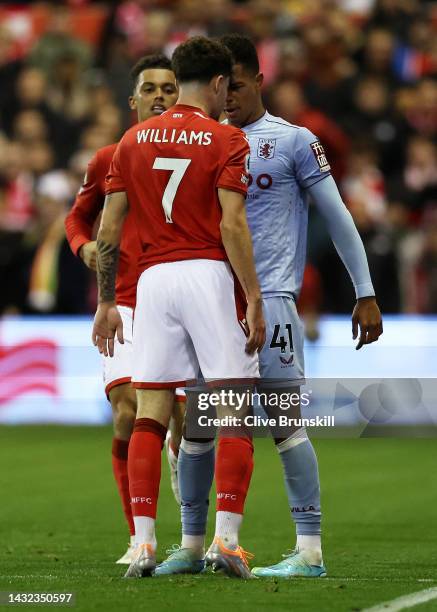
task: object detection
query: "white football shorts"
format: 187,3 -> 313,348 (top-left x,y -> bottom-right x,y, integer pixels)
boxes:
103,305 -> 134,397
131,259 -> 259,388
103,305 -> 185,400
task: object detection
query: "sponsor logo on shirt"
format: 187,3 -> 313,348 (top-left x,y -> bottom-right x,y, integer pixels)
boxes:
310,141 -> 331,172
257,138 -> 276,159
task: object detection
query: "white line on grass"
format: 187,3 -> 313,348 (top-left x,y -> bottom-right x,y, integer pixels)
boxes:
362,587 -> 437,611
324,578 -> 436,584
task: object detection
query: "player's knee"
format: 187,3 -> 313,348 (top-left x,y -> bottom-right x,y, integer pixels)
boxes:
110,385 -> 137,433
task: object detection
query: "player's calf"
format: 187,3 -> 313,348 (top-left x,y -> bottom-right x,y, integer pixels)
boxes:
110,383 -> 137,440
109,384 -> 137,561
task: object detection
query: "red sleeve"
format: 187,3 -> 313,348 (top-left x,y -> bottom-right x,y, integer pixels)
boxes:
216,130 -> 250,196
105,142 -> 126,195
65,152 -> 104,256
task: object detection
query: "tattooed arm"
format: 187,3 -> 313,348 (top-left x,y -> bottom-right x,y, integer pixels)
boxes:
96,240 -> 120,303
96,191 -> 128,302
92,191 -> 129,356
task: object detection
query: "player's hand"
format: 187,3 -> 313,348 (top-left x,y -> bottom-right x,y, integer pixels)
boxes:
79,241 -> 97,271
352,296 -> 383,350
92,302 -> 124,357
245,298 -> 266,355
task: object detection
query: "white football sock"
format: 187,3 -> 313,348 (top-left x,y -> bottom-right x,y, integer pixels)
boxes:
134,516 -> 157,550
130,534 -> 136,547
181,534 -> 205,558
296,534 -> 322,565
215,511 -> 242,548
167,441 -> 178,466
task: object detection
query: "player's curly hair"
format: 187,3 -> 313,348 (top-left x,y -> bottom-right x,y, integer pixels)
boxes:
130,53 -> 172,88
171,36 -> 233,84
220,34 -> 259,75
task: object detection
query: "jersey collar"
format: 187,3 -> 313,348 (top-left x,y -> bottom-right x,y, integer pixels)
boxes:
243,110 -> 268,130
172,104 -> 207,116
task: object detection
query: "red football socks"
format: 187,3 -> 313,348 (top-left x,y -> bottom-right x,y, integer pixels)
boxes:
128,418 -> 167,519
215,436 -> 254,514
111,438 -> 134,536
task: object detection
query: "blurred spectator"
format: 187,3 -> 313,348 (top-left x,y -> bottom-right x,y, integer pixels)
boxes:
275,38 -> 308,82
367,0 -> 418,39
393,17 -> 437,82
301,23 -> 356,120
358,28 -> 398,83
26,141 -> 55,178
342,144 -> 387,224
344,76 -> 405,176
0,140 -> 33,233
403,79 -> 437,140
204,0 -> 236,38
387,136 -> 437,220
12,109 -> 49,144
1,171 -> 89,315
29,5 -> 92,79
46,52 -> 91,122
0,65 -> 78,166
0,24 -> 22,110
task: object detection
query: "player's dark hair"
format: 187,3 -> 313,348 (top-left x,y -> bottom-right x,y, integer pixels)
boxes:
171,36 -> 233,84
130,53 -> 172,88
220,34 -> 259,75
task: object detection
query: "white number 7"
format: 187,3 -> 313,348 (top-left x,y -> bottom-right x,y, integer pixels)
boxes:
153,157 -> 191,223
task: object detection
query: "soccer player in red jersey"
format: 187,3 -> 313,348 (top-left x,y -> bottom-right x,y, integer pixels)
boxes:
92,36 -> 265,578
65,55 -> 182,565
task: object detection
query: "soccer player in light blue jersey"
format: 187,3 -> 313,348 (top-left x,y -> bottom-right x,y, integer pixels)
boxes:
156,34 -> 383,580
215,34 -> 383,578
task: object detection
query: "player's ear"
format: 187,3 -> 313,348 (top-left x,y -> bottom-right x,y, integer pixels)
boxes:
128,95 -> 137,111
255,72 -> 264,89
213,74 -> 224,94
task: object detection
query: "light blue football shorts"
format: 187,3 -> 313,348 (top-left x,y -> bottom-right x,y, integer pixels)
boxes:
258,295 -> 305,388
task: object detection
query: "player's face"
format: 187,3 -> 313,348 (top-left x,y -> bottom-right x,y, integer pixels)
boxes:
225,64 -> 263,127
210,74 -> 230,121
129,68 -> 178,122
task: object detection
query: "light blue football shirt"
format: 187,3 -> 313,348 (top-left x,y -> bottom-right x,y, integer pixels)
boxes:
242,111 -> 331,298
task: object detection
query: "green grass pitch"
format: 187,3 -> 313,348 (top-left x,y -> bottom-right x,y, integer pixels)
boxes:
1,426 -> 436,611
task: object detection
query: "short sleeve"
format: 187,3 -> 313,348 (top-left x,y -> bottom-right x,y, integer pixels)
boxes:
105,141 -> 126,194
217,130 -> 250,196
294,127 -> 331,189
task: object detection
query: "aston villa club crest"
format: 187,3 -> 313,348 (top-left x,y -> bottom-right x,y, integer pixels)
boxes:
257,138 -> 276,159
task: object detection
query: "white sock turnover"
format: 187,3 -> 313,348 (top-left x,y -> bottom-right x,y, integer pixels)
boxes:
134,516 -> 157,551
215,511 -> 242,548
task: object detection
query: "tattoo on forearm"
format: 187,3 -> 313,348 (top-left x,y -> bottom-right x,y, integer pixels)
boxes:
96,239 -> 119,303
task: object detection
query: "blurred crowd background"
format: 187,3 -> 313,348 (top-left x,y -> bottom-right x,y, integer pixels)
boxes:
0,0 -> 436,319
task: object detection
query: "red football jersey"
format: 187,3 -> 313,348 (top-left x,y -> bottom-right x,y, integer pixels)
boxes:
65,143 -> 141,308
105,104 -> 250,273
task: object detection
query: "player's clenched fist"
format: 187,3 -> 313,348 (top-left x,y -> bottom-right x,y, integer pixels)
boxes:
92,303 -> 124,357
79,241 -> 97,271
245,298 -> 266,355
